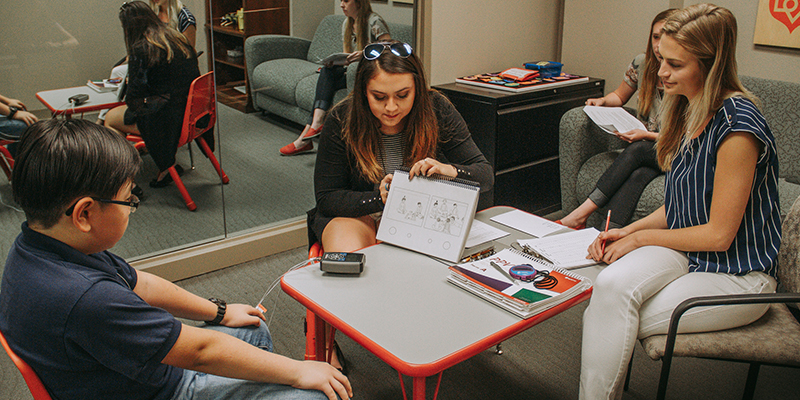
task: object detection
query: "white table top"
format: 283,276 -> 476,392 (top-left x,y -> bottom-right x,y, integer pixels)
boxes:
281,207 -> 598,375
36,86 -> 123,116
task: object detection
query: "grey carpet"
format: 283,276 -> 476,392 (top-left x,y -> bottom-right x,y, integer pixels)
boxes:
2,246 -> 800,399
0,104 -> 317,272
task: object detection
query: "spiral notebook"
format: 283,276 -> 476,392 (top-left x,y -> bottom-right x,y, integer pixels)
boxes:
376,168 -> 481,263
447,248 -> 592,318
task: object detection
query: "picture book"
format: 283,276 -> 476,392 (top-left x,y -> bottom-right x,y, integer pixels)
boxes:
319,52 -> 350,66
376,168 -> 481,263
448,248 -> 592,318
499,67 -> 540,82
87,78 -> 121,93
456,72 -> 589,93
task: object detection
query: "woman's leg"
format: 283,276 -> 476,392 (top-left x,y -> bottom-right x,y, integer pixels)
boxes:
580,246 -> 690,400
561,140 -> 658,228
104,105 -> 138,136
284,66 -> 347,154
603,166 -> 661,228
320,215 -> 377,253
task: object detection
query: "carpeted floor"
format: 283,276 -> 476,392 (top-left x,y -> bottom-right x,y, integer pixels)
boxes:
5,246 -> 798,400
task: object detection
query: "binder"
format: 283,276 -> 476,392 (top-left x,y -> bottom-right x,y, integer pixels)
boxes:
447,248 -> 592,318
376,168 -> 480,263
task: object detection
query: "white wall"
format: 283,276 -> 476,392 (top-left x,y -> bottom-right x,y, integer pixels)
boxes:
426,0 -> 563,86
562,0 -> 800,101
0,0 -> 208,110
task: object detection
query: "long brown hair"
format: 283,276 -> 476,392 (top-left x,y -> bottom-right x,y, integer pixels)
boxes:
343,0 -> 376,53
638,8 -> 677,121
656,4 -> 756,171
120,1 -> 192,67
343,42 -> 438,183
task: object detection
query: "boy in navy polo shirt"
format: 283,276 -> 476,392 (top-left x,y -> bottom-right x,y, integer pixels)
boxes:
0,119 -> 351,400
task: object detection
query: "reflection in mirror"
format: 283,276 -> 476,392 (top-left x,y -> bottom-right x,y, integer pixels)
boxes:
215,0 -> 417,239
0,0 -> 225,271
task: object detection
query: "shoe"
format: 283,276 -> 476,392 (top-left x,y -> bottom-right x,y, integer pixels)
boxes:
300,125 -> 324,140
280,140 -> 313,156
332,340 -> 348,375
131,184 -> 144,198
149,164 -> 184,188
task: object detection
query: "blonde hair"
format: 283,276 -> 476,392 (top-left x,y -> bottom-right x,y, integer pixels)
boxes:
343,0 -> 375,53
638,9 -> 677,121
150,0 -> 185,31
656,3 -> 756,171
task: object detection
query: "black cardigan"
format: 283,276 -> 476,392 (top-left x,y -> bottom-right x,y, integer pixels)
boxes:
308,90 -> 493,245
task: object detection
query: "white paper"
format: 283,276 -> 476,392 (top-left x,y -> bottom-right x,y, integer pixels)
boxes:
465,219 -> 509,248
518,228 -> 601,269
583,106 -> 647,134
489,209 -> 563,238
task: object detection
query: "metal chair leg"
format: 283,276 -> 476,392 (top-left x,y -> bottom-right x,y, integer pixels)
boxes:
624,354 -> 633,391
495,342 -> 503,355
741,363 -> 760,400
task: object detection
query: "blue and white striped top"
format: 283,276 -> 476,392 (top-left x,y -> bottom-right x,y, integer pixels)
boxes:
665,97 -> 781,277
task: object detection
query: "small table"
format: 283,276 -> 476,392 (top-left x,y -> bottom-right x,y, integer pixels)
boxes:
281,207 -> 594,399
36,86 -> 124,118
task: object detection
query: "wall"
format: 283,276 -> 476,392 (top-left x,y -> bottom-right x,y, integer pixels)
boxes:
291,0 -> 333,39
562,0 -> 800,101
0,0 -> 208,109
426,0 -> 563,86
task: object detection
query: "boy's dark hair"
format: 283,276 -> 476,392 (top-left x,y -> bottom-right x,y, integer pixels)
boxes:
12,119 -> 141,228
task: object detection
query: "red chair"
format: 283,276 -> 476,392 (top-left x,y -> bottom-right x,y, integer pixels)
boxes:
0,140 -> 15,181
127,71 -> 229,211
0,329 -> 53,400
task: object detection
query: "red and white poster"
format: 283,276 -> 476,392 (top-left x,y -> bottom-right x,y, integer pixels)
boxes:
754,0 -> 800,49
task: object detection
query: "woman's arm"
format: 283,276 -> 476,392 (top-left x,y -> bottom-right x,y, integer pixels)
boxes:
314,108 -> 385,218
585,81 -> 637,107
591,131 -> 761,263
182,25 -> 197,49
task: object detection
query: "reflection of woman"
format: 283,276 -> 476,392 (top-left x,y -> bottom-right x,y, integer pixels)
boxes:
309,41 -> 493,252
580,5 -> 781,399
104,1 -> 199,189
280,0 -> 391,155
559,9 -> 675,229
97,0 -> 197,124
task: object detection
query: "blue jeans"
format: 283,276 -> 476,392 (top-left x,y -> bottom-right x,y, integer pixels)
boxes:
169,322 -> 328,400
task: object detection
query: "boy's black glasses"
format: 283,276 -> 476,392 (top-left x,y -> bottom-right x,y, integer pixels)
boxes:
65,195 -> 140,216
363,42 -> 413,61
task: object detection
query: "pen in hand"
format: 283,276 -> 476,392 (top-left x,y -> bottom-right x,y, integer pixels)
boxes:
601,210 -> 611,253
490,261 -> 518,285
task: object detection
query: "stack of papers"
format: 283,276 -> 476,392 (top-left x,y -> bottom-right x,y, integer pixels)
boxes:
582,106 -> 646,134
517,228 -> 601,270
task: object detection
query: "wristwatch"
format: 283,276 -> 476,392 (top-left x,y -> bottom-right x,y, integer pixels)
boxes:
206,298 -> 227,325
6,106 -> 18,119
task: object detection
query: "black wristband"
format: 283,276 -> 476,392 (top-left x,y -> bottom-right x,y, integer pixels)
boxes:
206,298 -> 227,325
6,106 -> 18,120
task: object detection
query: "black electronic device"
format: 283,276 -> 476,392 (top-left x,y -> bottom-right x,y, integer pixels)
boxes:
68,94 -> 89,105
320,252 -> 365,275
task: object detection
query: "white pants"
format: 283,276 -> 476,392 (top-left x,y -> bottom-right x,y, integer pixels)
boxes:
97,63 -> 128,121
579,246 -> 776,400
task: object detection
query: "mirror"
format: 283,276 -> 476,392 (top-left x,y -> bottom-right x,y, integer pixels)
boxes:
0,0 -> 416,273
213,0 -> 417,240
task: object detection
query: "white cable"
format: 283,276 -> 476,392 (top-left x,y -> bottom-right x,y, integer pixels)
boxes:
257,257 -> 321,328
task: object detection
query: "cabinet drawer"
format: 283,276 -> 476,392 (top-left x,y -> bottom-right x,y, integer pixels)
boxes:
494,158 -> 560,215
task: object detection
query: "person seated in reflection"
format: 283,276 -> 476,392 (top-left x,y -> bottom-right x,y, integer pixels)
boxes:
1,93 -> 38,156
308,41 -> 494,253
0,118 -> 352,400
104,1 -> 199,192
280,0 -> 391,155
97,0 -> 197,125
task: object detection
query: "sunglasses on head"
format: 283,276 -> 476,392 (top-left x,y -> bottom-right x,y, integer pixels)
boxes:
363,42 -> 413,61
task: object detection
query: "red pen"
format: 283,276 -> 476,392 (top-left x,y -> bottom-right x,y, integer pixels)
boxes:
601,210 -> 611,253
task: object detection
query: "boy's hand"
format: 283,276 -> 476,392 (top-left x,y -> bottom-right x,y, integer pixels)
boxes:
292,361 -> 353,400
222,303 -> 266,327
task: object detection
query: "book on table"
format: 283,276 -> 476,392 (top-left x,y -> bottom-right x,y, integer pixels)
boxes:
87,79 -> 121,93
376,167 -> 481,263
456,71 -> 589,93
448,248 -> 592,318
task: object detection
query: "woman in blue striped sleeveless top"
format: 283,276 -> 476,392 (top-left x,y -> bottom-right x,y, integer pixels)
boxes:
579,5 -> 781,399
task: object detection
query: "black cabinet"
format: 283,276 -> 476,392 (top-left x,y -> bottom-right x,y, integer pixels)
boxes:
435,78 -> 604,215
